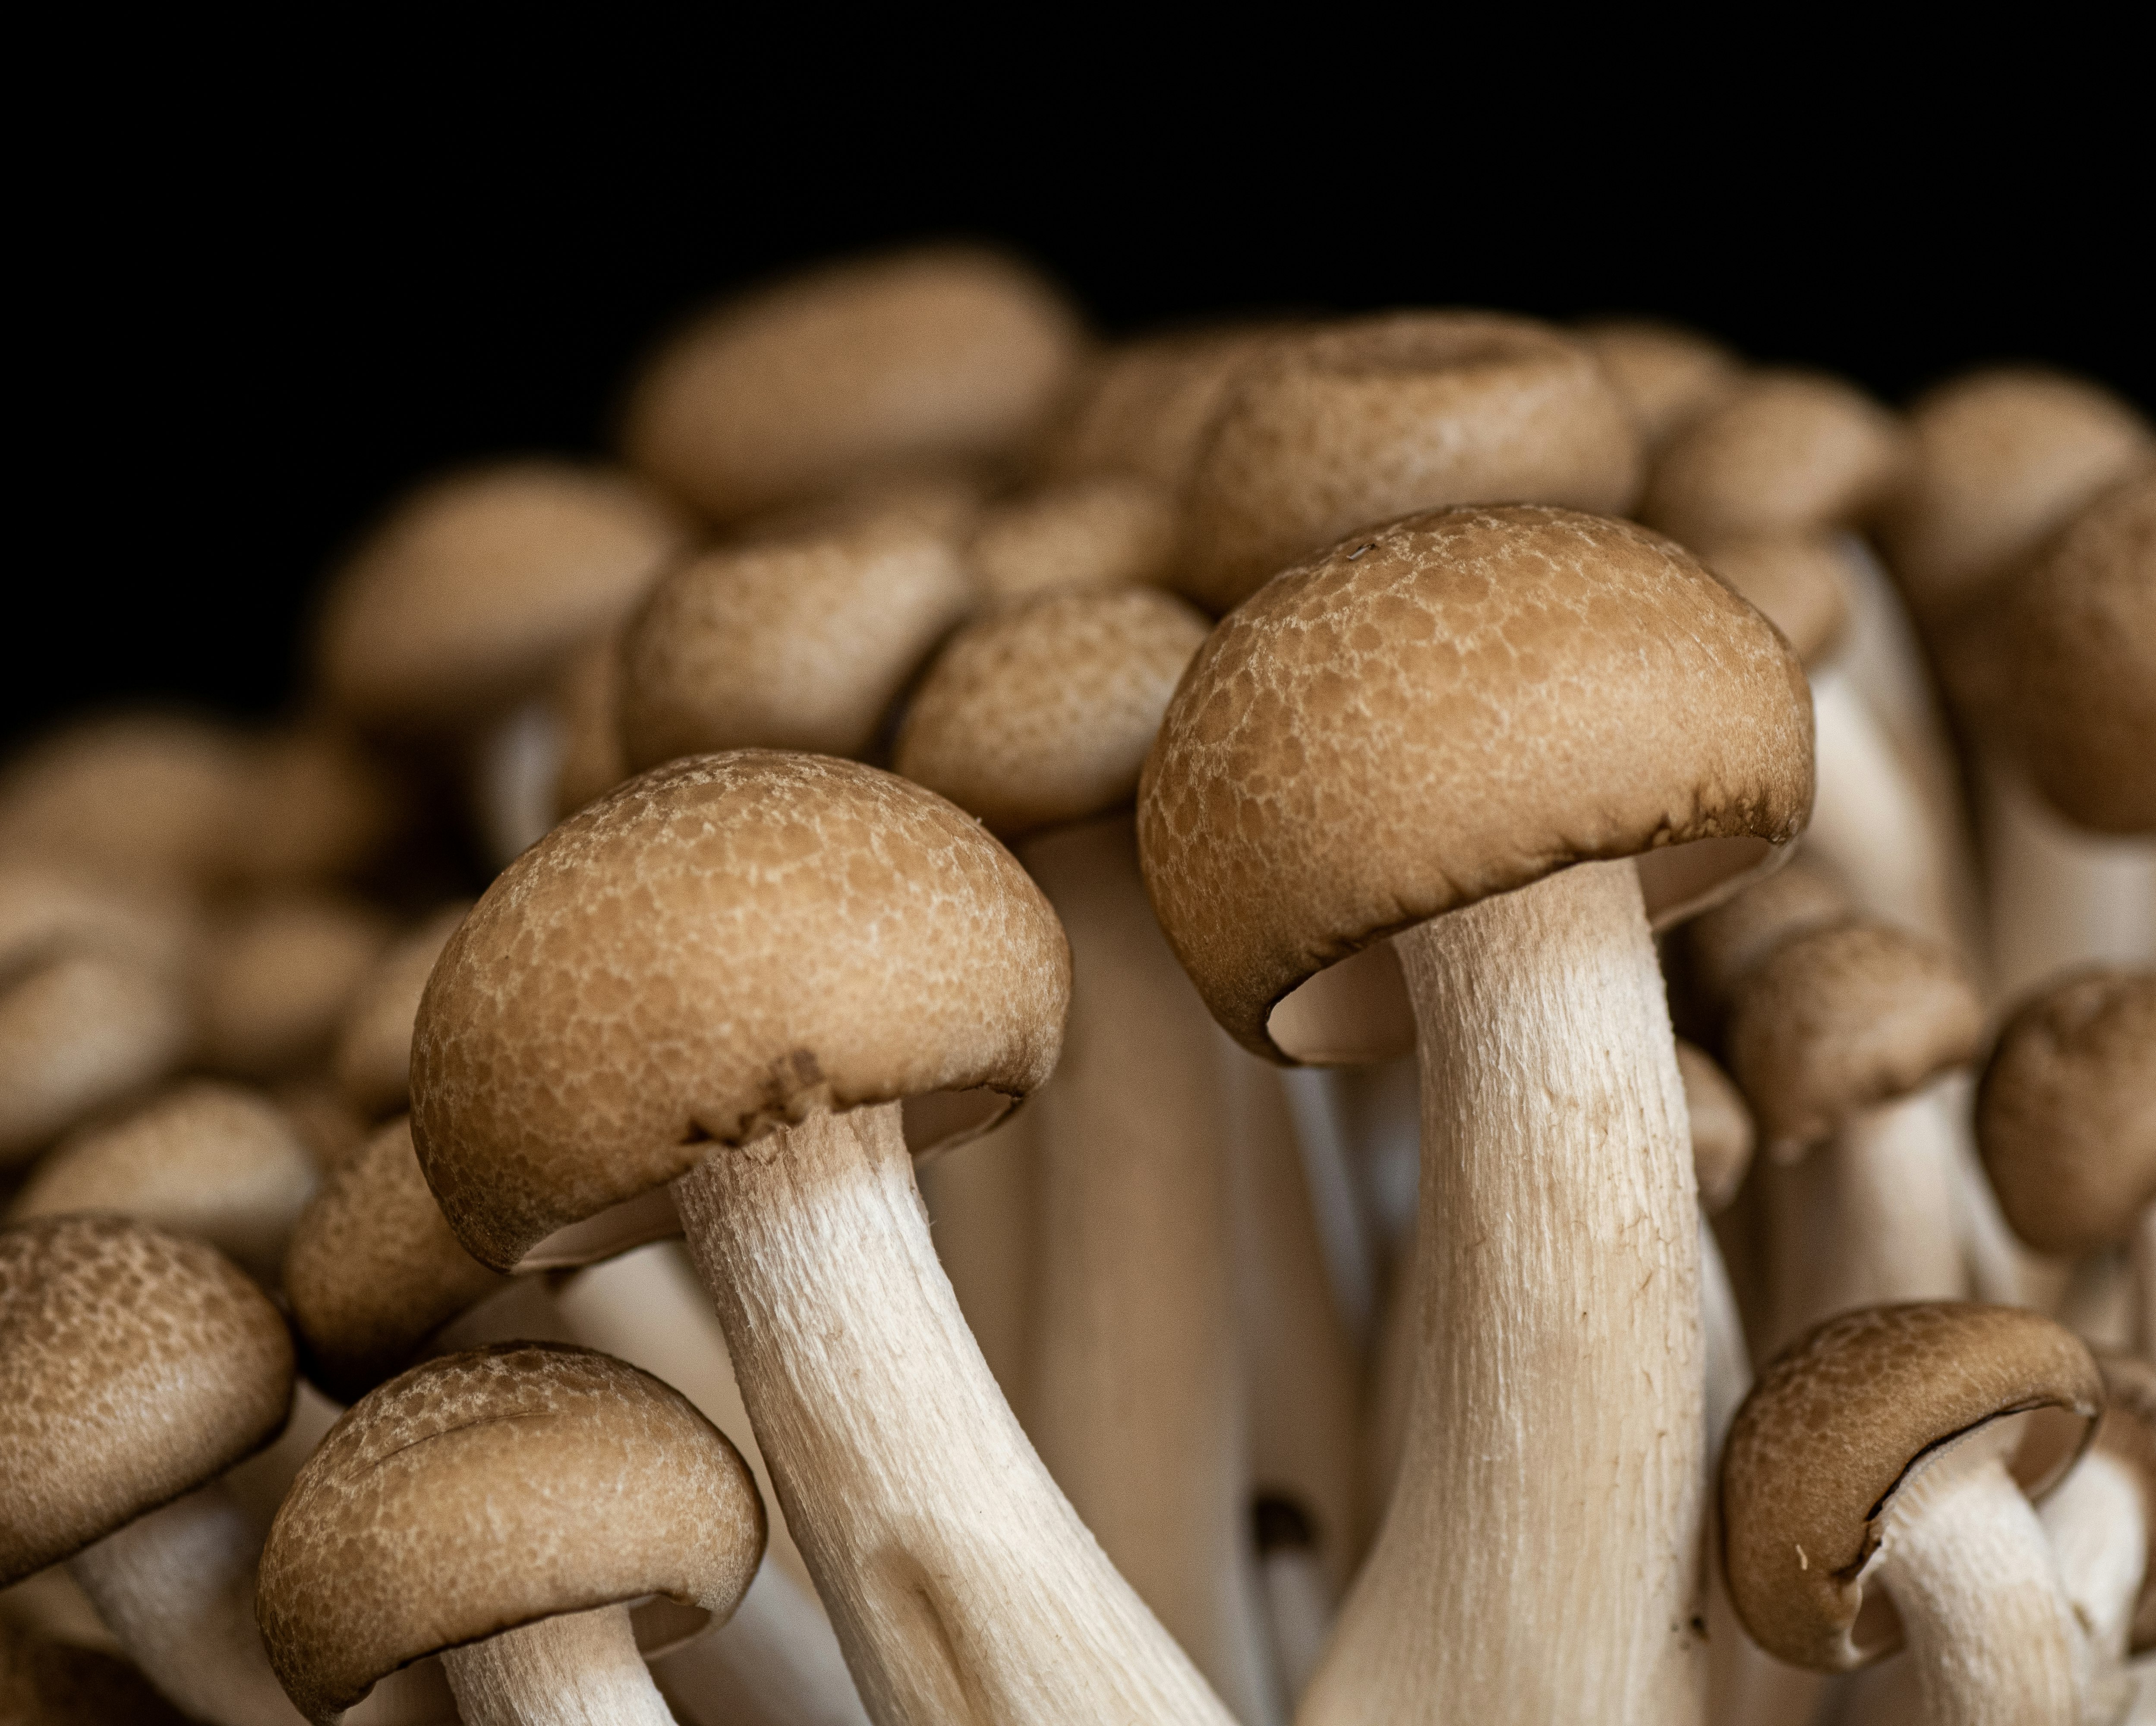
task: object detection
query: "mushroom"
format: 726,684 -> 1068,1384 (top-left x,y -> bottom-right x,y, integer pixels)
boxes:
331,902 -> 474,1119
196,891 -> 394,1080
258,1342 -> 764,1726
1575,318 -> 1744,454
964,473 -> 1180,601
0,1215 -> 300,1725
230,725 -> 403,889
1139,504 -> 1814,1724
1721,1302 -> 2101,1726
894,586 -> 1276,1719
412,751 -> 1238,1723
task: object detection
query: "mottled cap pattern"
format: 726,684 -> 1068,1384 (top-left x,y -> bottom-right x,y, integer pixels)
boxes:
1139,506 -> 1814,1060
896,588 -> 1210,836
1176,312 -> 1644,613
1724,921 -> 1985,1148
0,1215 -> 293,1581
258,1342 -> 765,1723
1721,1302 -> 2100,1672
1978,968 -> 2156,1254
412,752 -> 1071,1269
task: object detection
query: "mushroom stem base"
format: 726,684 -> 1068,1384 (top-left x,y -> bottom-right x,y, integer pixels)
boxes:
441,1602 -> 672,1726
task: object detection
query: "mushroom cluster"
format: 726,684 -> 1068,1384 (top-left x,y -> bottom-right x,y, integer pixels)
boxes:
2,244 -> 2151,1726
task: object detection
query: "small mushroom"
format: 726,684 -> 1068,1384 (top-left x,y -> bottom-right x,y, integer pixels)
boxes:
331,902 -> 473,1119
196,891 -> 394,1080
1576,317 -> 1744,454
964,473 -> 1179,601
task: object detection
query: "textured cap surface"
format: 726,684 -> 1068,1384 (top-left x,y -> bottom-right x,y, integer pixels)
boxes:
1176,312 -> 1643,613
0,951 -> 192,1165
966,474 -> 1179,600
333,904 -> 474,1119
1686,854 -> 1851,1007
412,752 -> 1071,1269
0,1215 -> 293,1581
1724,921 -> 1984,1148
1678,1039 -> 1756,1214
1721,1302 -> 2099,1671
622,246 -> 1084,522
318,463 -> 688,732
1697,536 -> 1853,668
1139,505 -> 1813,1059
618,513 -> 973,771
896,588 -> 1209,835
1978,968 -> 2156,1254
1576,318 -> 1744,453
1641,372 -> 1910,547
197,893 -> 394,1079
258,1342 -> 764,1723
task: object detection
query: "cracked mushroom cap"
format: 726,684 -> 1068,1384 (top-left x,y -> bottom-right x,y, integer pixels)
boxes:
317,462 -> 690,734
1139,505 -> 1813,1062
1696,535 -> 1853,669
622,246 -> 1086,523
0,1215 -> 294,1582
258,1342 -> 764,1724
1576,318 -> 1744,453
1640,372 -> 1911,548
332,903 -> 474,1119
1977,968 -> 2156,1256
2001,469 -> 2156,835
1176,312 -> 1644,614
411,752 -> 1071,1270
1724,920 -> 1985,1150
618,510 -> 974,772
1721,1302 -> 2100,1672
1678,1039 -> 1756,1215
966,474 -> 1180,600
896,587 -> 1210,837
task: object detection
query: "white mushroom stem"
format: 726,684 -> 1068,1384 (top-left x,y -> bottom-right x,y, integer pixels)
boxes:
1299,859 -> 1705,1726
1251,1503 -> 1335,1707
441,1602 -> 673,1726
1699,1213 -> 1750,1469
672,1100 -> 1237,1726
473,697 -> 569,870
2039,1447 -> 2148,1665
66,1481 -> 305,1726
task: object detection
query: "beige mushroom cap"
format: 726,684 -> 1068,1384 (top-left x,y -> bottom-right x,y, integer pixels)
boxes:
1724,921 -> 1985,1150
412,752 -> 1071,1269
896,588 -> 1210,836
258,1342 -> 764,1724
317,462 -> 690,734
966,474 -> 1180,601
1696,535 -> 1853,669
1721,1301 -> 2100,1672
1977,968 -> 2156,1256
1176,312 -> 1644,614
1139,505 -> 1813,1061
2002,469 -> 2156,835
1576,318 -> 1745,453
1685,854 -> 1851,1008
621,246 -> 1086,523
333,903 -> 474,1119
0,1215 -> 294,1583
1678,1039 -> 1756,1215
9,1081 -> 318,1283
1876,367 -> 2153,625
617,512 -> 974,772
0,951 -> 192,1167
0,864 -> 197,983
197,892 -> 394,1079
1640,372 -> 1911,548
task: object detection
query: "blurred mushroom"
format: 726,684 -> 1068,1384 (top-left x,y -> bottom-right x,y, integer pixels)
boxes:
1576,317 -> 1744,453
965,473 -> 1179,601
331,902 -> 473,1119
196,891 -> 393,1080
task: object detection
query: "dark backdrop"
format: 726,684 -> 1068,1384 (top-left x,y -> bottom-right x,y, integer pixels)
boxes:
16,24 -> 2146,750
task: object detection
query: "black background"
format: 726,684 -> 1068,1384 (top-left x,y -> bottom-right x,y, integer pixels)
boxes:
16,24 -> 2147,751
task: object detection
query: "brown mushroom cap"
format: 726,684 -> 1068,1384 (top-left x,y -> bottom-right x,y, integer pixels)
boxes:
412,752 -> 1071,1269
1678,1039 -> 1756,1215
0,1215 -> 294,1582
0,951 -> 192,1167
1723,921 -> 1985,1150
617,512 -> 974,772
317,462 -> 690,734
1685,854 -> 1852,1008
1977,968 -> 2156,1256
0,866 -> 196,983
966,474 -> 1180,600
333,903 -> 474,1119
1176,312 -> 1644,614
1876,367 -> 2153,626
2090,1354 -> 2156,1654
1138,505 -> 1813,1061
197,893 -> 394,1079
9,1081 -> 319,1283
1721,1302 -> 2100,1672
1696,535 -> 1854,669
233,728 -> 401,888
1640,372 -> 1911,548
2001,469 -> 2156,835
622,246 -> 1085,523
1576,318 -> 1745,453
895,588 -> 1210,837
258,1342 -> 764,1723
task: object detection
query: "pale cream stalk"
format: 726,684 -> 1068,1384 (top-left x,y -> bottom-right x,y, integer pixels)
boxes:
442,1603 -> 673,1726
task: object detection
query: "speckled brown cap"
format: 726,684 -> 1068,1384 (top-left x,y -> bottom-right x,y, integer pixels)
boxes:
9,1081 -> 319,1283
618,512 -> 974,772
1640,372 -> 1911,548
0,1215 -> 294,1583
258,1342 -> 764,1723
1723,921 -> 1984,1150
333,903 -> 474,1119
283,1116 -> 506,1402
1176,313 -> 1644,614
1685,854 -> 1851,1008
197,892 -> 394,1080
1697,536 -> 1853,668
966,474 -> 1179,600
412,752 -> 1070,1269
1876,368 -> 2153,627
1576,318 -> 1745,453
622,246 -> 1085,523
317,462 -> 690,734
2000,469 -> 2156,835
2090,1354 -> 2156,1654
0,951 -> 192,1167
1139,505 -> 1813,1061
1977,968 -> 2156,1256
1678,1039 -> 1756,1215
896,588 -> 1210,837
1721,1302 -> 2100,1672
